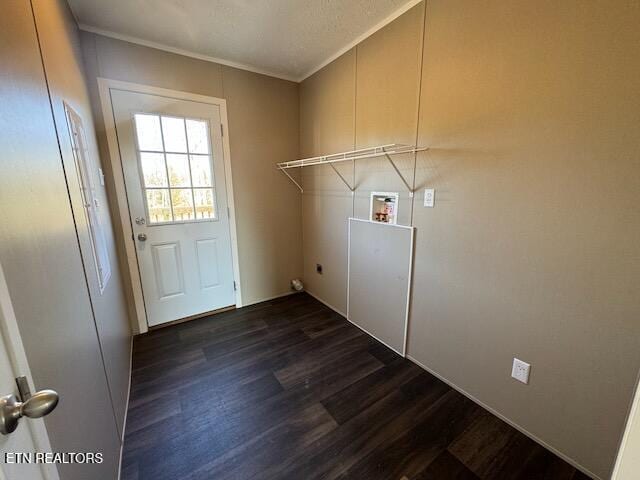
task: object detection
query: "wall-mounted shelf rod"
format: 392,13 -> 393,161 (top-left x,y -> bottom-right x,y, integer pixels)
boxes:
384,153 -> 413,196
329,162 -> 354,192
279,167 -> 304,193
276,144 -> 428,193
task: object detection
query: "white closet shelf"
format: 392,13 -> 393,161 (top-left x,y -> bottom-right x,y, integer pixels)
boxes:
276,143 -> 428,194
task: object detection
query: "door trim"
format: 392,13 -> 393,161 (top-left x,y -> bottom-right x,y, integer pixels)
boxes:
612,372 -> 640,479
97,78 -> 243,334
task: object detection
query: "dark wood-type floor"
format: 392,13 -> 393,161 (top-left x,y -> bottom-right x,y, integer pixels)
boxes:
122,293 -> 590,480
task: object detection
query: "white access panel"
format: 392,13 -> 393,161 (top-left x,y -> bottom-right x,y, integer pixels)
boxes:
347,218 -> 414,356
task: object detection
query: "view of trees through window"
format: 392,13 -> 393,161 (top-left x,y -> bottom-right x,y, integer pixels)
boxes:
134,113 -> 216,224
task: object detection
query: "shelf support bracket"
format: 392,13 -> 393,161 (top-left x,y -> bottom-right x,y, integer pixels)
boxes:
329,162 -> 354,192
279,167 -> 303,193
384,154 -> 414,196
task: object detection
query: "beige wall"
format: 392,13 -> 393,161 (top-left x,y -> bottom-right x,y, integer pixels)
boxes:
31,0 -> 131,438
221,66 -> 301,303
80,32 -> 302,317
299,1 -> 640,478
300,49 -> 356,313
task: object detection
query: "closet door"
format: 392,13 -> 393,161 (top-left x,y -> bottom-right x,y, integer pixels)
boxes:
0,1 -> 121,479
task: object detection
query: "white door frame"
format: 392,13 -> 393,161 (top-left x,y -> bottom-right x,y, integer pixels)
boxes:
612,374 -> 640,479
0,261 -> 59,480
98,78 -> 243,334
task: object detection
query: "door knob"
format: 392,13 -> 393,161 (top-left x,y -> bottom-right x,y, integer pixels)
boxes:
137,233 -> 147,241
0,389 -> 59,435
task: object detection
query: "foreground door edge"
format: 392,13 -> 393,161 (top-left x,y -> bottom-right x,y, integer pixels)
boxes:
0,261 -> 59,480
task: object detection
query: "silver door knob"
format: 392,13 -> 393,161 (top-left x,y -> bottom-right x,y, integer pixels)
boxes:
0,389 -> 59,435
137,233 -> 147,241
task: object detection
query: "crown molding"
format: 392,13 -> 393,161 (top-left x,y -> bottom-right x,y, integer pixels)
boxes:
78,24 -> 299,82
297,0 -> 423,82
79,0 -> 422,84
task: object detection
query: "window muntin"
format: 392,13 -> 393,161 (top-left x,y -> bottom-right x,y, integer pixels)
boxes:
134,114 -> 216,224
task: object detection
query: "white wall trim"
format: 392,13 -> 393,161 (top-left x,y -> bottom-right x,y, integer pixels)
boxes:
241,290 -> 299,308
298,0 -> 424,82
308,285 -> 404,359
405,354 -> 601,480
612,373 -> 640,479
80,25 -> 298,83
347,308 -> 404,357
97,79 -> 147,334
348,216 -> 414,230
116,335 -> 133,480
97,78 -> 243,334
305,278 -> 600,480
304,289 -> 347,318
81,0 -> 422,84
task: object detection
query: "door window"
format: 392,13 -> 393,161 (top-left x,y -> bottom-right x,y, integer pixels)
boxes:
134,114 -> 216,224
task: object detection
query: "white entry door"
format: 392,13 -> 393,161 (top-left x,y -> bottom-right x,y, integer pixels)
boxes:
111,89 -> 236,326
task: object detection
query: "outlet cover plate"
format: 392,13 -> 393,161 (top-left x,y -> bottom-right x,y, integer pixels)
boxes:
511,358 -> 530,384
424,188 -> 435,207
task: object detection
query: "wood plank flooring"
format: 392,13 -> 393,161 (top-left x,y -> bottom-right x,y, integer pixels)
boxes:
122,293 -> 590,480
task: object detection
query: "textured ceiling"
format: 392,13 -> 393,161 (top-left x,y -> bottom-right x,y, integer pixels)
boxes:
67,0 -> 416,81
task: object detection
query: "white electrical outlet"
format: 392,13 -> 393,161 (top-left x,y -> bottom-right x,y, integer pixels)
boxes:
511,358 -> 530,384
424,188 -> 435,207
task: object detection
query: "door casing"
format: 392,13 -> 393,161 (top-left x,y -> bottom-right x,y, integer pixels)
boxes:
98,78 -> 242,334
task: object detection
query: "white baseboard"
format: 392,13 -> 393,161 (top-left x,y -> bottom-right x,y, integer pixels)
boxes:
406,354 -> 599,480
304,289 -> 347,318
240,289 -> 299,308
117,334 -> 134,480
305,289 -> 405,357
345,314 -> 405,357
119,286 -> 599,480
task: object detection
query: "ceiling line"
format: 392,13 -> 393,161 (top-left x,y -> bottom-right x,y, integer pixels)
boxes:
297,0 -> 423,82
77,0 -> 422,84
